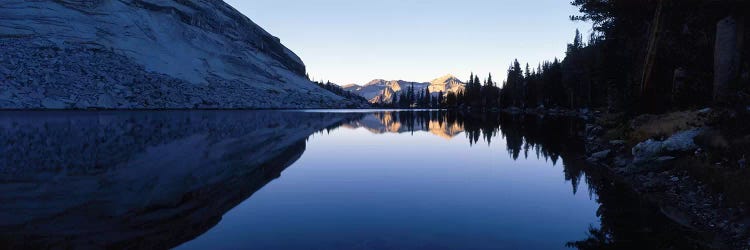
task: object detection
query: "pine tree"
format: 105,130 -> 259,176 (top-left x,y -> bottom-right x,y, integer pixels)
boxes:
483,73 -> 499,108
424,88 -> 431,108
466,72 -> 475,106
438,90 -> 444,108
399,91 -> 408,108
446,91 -> 457,107
472,75 -> 482,107
456,90 -> 465,107
417,91 -> 423,108
525,63 -> 531,79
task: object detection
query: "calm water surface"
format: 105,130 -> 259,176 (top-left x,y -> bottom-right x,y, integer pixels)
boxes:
0,110 -> 693,249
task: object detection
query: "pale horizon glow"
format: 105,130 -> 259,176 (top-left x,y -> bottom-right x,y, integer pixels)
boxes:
224,0 -> 591,85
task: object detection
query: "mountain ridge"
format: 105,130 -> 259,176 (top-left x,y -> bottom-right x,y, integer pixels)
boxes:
344,75 -> 466,104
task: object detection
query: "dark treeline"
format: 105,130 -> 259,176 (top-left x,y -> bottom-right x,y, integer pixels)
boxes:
557,0 -> 749,113
313,80 -> 370,104
401,1 -> 750,114
557,0 -> 747,114
384,73 -> 497,109
392,83 -> 444,108
445,73 -> 501,109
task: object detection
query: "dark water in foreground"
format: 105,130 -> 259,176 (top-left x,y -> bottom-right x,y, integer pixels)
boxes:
0,110 -> 696,249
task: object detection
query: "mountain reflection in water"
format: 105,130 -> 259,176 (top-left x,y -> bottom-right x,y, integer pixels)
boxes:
0,110 -> 701,249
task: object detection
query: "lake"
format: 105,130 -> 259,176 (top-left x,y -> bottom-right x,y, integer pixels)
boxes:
0,110 -> 695,249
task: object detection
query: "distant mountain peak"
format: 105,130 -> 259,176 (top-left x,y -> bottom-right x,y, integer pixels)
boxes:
364,79 -> 389,86
430,74 -> 463,84
347,74 -> 466,104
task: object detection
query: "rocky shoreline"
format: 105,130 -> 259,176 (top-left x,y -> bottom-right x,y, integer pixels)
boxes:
583,109 -> 750,249
494,106 -> 750,248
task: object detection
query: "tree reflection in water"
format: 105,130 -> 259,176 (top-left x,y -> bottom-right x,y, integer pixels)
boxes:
346,110 -> 707,249
0,110 -> 705,249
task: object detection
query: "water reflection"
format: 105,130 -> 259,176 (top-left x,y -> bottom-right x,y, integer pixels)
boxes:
341,111 -> 705,249
0,110 -> 698,249
0,111 -> 362,249
342,111 -> 588,194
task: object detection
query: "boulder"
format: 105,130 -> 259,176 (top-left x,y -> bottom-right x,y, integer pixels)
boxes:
633,139 -> 664,162
662,128 -> 703,152
632,128 -> 703,163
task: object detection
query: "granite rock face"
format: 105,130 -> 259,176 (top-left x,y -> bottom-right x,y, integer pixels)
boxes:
0,0 -> 352,109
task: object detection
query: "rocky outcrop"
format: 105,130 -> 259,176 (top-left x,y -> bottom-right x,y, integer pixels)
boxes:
0,0 -> 351,109
584,111 -> 750,248
632,128 -> 703,163
0,111 -> 361,248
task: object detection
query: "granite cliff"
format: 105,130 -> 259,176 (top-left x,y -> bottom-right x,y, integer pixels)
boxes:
0,0 -> 356,109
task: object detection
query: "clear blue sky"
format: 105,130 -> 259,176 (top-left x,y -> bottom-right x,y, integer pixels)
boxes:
224,0 -> 590,85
